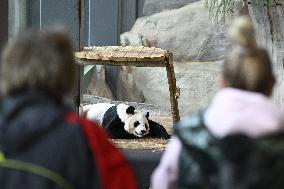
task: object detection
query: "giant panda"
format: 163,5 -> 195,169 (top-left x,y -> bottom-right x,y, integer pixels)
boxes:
82,103 -> 170,139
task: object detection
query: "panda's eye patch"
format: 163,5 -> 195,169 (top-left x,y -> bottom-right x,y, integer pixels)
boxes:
134,121 -> 140,127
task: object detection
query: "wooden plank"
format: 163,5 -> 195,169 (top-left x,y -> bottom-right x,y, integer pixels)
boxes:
105,46 -> 120,59
151,48 -> 166,62
123,46 -> 145,61
74,46 -> 93,59
137,47 -> 156,62
75,46 -> 167,64
109,46 -> 132,61
84,46 -> 93,50
85,46 -> 106,60
74,51 -> 87,59
154,47 -> 166,54
102,46 -> 119,60
97,46 -> 109,59
75,58 -> 166,67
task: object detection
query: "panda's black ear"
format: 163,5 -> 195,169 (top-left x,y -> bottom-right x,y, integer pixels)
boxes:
146,112 -> 150,119
126,106 -> 135,115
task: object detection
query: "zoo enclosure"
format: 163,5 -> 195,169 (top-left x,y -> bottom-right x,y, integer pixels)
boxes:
75,46 -> 181,123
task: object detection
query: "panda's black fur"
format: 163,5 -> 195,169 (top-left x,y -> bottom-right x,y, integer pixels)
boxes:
83,103 -> 170,139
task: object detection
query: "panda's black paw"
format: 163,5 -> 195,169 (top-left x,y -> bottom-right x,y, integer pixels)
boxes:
148,119 -> 171,139
159,132 -> 171,140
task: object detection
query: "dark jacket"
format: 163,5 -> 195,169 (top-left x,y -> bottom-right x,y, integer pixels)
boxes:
175,112 -> 218,189
175,112 -> 284,189
0,91 -> 137,189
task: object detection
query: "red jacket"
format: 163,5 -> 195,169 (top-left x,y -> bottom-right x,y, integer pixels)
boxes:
66,112 -> 138,189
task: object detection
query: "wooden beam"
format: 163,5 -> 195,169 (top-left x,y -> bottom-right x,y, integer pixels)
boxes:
75,58 -> 166,67
165,52 -> 180,123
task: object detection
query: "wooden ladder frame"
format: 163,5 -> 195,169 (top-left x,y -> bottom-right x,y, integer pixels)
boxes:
75,46 -> 180,123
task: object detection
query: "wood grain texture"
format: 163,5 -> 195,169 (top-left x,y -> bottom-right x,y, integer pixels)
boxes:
75,46 -> 166,63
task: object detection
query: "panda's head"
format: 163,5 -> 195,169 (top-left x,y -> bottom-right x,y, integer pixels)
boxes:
117,104 -> 150,137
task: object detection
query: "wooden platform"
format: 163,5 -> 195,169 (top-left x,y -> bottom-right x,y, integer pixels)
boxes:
75,45 -> 180,123
75,46 -> 167,67
82,95 -> 173,151
111,116 -> 172,151
112,138 -> 169,151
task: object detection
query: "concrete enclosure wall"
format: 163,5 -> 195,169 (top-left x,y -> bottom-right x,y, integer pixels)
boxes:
0,0 -> 8,51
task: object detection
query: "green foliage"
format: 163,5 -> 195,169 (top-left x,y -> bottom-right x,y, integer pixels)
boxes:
204,0 -> 276,23
204,0 -> 235,23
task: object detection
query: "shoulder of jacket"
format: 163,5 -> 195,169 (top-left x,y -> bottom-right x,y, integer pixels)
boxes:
174,111 -> 215,151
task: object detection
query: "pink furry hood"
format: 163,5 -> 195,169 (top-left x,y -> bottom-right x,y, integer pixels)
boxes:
204,88 -> 284,138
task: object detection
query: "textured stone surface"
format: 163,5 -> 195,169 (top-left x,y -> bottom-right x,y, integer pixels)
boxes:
84,61 -> 222,117
248,0 -> 284,107
85,65 -> 145,103
86,65 -> 114,100
130,0 -> 230,62
132,61 -> 222,116
116,67 -> 145,102
120,32 -> 148,46
143,0 -> 200,16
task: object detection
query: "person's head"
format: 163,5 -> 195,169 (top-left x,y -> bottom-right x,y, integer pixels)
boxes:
0,28 -> 76,99
222,16 -> 275,96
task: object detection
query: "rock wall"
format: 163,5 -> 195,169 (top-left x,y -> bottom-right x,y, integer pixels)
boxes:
119,0 -> 227,116
116,67 -> 145,102
118,0 -> 284,116
143,0 -> 199,16
85,65 -> 114,100
132,61 -> 222,116
248,0 -> 284,106
131,0 -> 229,62
85,0 -> 284,118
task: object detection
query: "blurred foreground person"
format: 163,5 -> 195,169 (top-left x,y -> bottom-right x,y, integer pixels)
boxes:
151,16 -> 284,189
0,29 -> 137,189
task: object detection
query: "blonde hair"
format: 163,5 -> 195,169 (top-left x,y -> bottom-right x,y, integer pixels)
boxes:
0,28 -> 76,98
223,16 -> 275,95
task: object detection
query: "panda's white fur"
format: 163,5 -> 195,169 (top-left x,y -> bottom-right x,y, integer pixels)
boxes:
83,103 -> 114,123
82,103 -> 150,137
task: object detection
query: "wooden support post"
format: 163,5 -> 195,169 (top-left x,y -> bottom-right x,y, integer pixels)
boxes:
76,65 -> 83,107
165,52 -> 180,124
